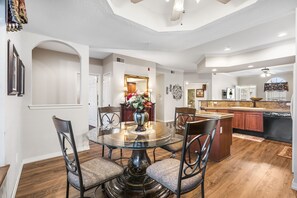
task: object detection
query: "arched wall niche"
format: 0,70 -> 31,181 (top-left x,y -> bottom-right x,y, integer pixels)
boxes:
32,40 -> 82,105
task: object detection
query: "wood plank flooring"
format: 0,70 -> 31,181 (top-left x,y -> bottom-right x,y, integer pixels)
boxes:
16,137 -> 297,198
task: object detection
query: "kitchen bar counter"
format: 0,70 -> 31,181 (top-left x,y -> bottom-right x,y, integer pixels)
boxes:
201,107 -> 290,113
194,111 -> 233,162
195,110 -> 234,119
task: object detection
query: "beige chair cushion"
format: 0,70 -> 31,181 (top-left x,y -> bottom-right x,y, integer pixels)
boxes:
147,158 -> 202,193
161,142 -> 183,152
68,158 -> 124,189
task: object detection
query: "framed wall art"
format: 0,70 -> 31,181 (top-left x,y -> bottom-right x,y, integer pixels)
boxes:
7,40 -> 19,95
172,84 -> 182,100
18,60 -> 25,96
196,89 -> 204,98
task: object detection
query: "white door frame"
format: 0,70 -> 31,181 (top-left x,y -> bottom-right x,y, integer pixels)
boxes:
88,74 -> 100,127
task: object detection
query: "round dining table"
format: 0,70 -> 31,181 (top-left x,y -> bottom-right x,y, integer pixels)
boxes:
87,121 -> 184,198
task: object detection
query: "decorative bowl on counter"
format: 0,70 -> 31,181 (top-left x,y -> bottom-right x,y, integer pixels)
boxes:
250,97 -> 263,101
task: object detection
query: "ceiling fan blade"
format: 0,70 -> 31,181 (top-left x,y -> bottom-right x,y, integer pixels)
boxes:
171,9 -> 182,21
217,0 -> 231,4
171,0 -> 184,21
131,0 -> 143,3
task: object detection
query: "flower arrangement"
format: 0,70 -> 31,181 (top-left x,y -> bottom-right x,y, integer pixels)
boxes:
126,92 -> 152,112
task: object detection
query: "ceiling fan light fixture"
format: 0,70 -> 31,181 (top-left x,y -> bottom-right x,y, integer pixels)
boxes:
260,67 -> 271,78
173,0 -> 184,12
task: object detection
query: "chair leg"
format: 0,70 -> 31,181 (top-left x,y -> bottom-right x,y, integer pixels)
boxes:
153,148 -> 157,162
80,189 -> 84,198
101,145 -> 105,157
201,181 -> 205,198
120,149 -> 123,158
108,148 -> 113,159
66,180 -> 69,198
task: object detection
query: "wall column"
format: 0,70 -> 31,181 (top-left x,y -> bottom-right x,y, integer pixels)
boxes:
292,8 -> 297,190
0,0 -> 7,166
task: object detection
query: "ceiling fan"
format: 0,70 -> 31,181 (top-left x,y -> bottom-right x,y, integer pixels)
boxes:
260,67 -> 273,78
131,0 -> 231,21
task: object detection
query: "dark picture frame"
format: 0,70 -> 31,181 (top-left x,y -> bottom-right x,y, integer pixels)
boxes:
18,60 -> 25,96
7,40 -> 19,95
196,89 -> 204,98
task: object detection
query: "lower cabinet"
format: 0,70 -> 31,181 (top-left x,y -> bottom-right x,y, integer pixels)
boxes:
245,112 -> 263,132
205,109 -> 264,132
231,111 -> 245,130
229,111 -> 263,132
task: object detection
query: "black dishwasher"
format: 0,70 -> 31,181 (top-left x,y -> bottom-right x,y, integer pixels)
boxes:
263,112 -> 292,143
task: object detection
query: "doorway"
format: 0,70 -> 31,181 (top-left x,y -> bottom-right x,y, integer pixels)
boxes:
88,75 -> 99,127
102,73 -> 111,106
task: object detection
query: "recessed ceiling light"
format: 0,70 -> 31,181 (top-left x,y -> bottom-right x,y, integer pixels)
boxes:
196,0 -> 201,3
248,65 -> 254,68
165,0 -> 170,2
212,69 -> 217,72
224,47 -> 231,51
278,32 -> 287,37
185,81 -> 189,85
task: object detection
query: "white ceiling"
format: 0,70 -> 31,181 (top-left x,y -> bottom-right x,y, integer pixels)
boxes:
227,64 -> 294,77
24,0 -> 297,72
107,0 -> 258,32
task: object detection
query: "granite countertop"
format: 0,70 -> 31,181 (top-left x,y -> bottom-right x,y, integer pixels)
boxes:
195,110 -> 234,119
201,107 -> 290,113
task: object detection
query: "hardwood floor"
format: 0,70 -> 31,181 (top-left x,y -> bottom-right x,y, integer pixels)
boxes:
16,137 -> 297,198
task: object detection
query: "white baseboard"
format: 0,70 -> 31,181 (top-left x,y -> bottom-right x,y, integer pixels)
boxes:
11,145 -> 90,197
11,162 -> 23,198
22,145 -> 90,164
292,178 -> 297,191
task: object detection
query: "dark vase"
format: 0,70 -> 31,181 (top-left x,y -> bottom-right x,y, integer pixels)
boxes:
133,110 -> 149,132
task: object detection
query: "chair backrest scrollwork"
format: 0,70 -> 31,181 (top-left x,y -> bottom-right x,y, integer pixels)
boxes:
174,107 -> 196,130
52,116 -> 84,190
177,119 -> 218,194
98,106 -> 121,129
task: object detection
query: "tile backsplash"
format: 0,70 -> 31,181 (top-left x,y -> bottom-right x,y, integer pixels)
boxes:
201,100 -> 290,110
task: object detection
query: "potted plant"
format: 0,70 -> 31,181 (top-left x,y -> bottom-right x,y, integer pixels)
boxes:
127,92 -> 152,131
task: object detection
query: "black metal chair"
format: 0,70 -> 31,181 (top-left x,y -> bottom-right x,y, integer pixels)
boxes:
153,107 -> 196,162
146,119 -> 218,198
98,106 -> 124,160
52,116 -> 124,198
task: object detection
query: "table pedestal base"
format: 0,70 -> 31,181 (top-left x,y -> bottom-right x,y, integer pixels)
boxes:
104,149 -> 170,198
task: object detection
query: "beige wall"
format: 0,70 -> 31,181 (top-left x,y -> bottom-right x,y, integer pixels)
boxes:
32,48 -> 81,104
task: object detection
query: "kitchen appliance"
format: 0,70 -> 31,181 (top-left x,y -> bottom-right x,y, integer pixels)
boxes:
263,112 -> 292,143
222,90 -> 227,99
226,88 -> 235,100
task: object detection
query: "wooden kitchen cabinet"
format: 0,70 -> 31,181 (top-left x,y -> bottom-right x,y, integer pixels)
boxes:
245,112 -> 263,132
231,111 -> 245,130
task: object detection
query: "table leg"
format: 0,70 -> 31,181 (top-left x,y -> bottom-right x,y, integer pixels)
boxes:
104,149 -> 170,198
